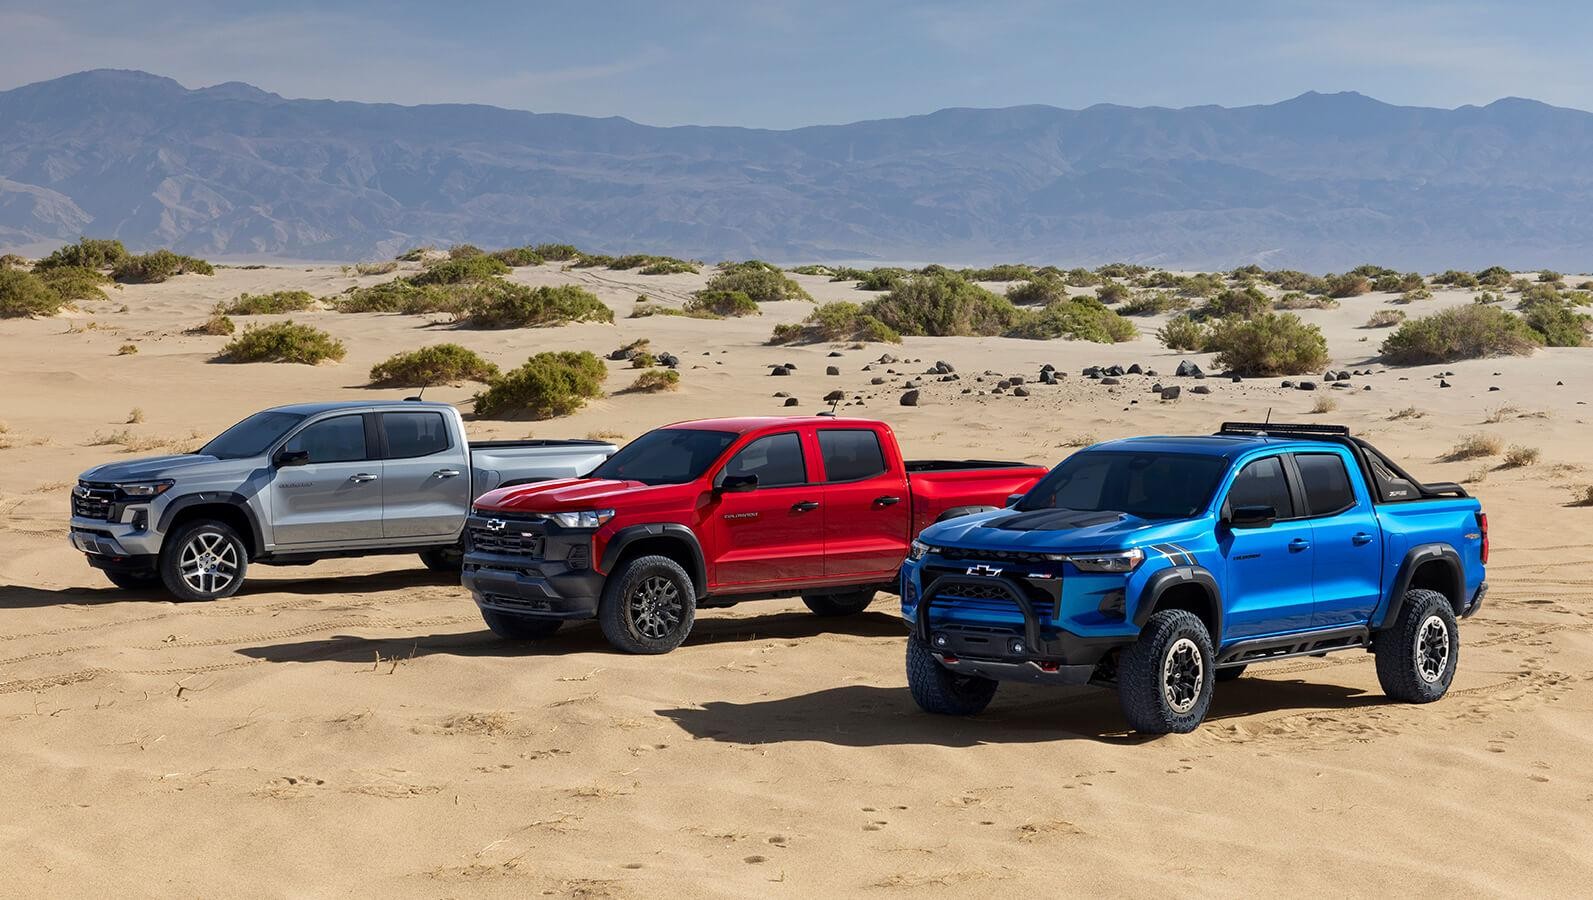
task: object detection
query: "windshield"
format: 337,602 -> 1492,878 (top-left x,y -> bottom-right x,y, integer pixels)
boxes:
587,428 -> 737,486
199,411 -> 307,460
1017,450 -> 1230,520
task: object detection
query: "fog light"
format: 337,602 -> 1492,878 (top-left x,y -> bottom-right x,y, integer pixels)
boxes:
931,633 -> 949,649
1008,638 -> 1026,655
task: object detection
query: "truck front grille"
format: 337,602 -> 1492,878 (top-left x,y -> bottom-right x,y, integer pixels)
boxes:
927,579 -> 1056,621
71,483 -> 117,521
468,525 -> 545,558
934,546 -> 1051,564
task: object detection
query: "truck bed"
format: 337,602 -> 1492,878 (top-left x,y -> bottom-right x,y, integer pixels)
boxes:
469,439 -> 617,495
905,460 -> 1050,536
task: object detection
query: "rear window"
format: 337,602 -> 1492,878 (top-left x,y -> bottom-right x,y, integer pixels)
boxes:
818,429 -> 887,482
383,411 -> 451,458
1295,453 -> 1356,515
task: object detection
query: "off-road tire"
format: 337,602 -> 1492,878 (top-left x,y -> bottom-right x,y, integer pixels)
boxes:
598,555 -> 697,654
905,637 -> 998,716
1216,665 -> 1247,682
1374,588 -> 1458,703
480,609 -> 562,640
1118,609 -> 1216,734
419,545 -> 463,572
801,588 -> 876,617
103,569 -> 161,591
158,519 -> 248,602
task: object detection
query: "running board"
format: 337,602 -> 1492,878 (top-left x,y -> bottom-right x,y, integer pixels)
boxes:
1217,625 -> 1370,667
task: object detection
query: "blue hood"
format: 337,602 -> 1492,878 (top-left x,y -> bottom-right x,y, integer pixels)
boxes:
922,507 -> 1194,553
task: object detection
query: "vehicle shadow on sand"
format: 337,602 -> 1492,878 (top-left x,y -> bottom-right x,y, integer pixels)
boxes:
655,676 -> 1385,747
0,568 -> 460,609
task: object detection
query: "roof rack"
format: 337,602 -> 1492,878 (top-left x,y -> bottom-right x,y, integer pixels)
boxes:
1217,421 -> 1351,438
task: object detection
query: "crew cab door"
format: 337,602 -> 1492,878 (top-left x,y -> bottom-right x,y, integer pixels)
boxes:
705,430 -> 826,588
269,413 -> 383,546
378,410 -> 471,539
816,427 -> 911,579
1290,452 -> 1383,628
1217,454 -> 1315,640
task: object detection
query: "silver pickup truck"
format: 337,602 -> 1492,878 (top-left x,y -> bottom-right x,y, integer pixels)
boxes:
69,400 -> 616,601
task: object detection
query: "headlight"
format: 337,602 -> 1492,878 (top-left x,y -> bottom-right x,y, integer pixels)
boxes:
908,539 -> 933,561
1065,548 -> 1145,573
549,509 -> 615,529
114,480 -> 174,499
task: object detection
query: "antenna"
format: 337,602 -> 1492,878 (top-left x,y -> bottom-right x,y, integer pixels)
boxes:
404,386 -> 427,403
1263,407 -> 1272,426
829,394 -> 842,415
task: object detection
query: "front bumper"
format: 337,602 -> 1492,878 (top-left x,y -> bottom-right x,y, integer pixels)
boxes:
69,513 -> 163,559
461,515 -> 605,619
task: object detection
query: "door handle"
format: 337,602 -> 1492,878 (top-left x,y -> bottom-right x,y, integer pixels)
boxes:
1288,538 -> 1311,551
432,469 -> 462,479
874,496 -> 902,506
792,501 -> 820,512
1352,532 -> 1374,545
349,473 -> 379,483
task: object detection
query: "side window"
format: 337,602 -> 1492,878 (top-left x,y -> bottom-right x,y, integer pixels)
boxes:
1295,453 -> 1356,516
721,433 -> 806,488
383,412 -> 451,459
818,429 -> 887,482
283,415 -> 368,464
1226,456 -> 1294,517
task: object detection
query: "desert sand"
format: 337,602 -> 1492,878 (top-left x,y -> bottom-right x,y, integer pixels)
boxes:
1,260 -> 1591,897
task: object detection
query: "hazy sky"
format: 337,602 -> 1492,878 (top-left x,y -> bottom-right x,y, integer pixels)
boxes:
3,0 -> 1592,127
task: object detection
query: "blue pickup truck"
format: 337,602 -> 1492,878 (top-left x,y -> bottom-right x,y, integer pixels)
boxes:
900,422 -> 1487,734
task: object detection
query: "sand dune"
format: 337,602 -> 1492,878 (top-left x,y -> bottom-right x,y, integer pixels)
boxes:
2,261 -> 1592,896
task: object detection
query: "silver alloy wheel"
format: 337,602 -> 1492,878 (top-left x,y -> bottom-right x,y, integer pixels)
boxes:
628,575 -> 682,640
177,530 -> 240,596
1414,614 -> 1450,683
1162,637 -> 1204,714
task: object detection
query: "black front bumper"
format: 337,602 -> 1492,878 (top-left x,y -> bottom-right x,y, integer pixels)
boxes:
909,572 -> 1121,684
461,515 -> 605,619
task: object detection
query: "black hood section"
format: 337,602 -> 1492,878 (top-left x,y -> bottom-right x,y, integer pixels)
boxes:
983,508 -> 1127,532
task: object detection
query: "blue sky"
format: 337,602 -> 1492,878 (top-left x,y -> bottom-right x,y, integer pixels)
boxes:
3,0 -> 1591,127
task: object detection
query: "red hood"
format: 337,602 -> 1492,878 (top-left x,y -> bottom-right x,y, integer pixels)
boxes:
476,478 -> 666,512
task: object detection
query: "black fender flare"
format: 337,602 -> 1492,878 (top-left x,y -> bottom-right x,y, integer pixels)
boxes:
157,492 -> 266,556
935,505 -> 998,523
1132,565 -> 1224,640
598,523 -> 707,596
1374,543 -> 1464,629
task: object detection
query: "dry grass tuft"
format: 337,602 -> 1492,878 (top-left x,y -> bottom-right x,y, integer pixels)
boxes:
125,407 -> 144,424
1310,395 -> 1339,414
1501,445 -> 1541,468
1444,432 -> 1504,461
1388,406 -> 1425,420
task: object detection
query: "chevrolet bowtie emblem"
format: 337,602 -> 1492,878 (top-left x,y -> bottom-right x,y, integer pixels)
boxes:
485,518 -> 506,532
966,564 -> 1003,577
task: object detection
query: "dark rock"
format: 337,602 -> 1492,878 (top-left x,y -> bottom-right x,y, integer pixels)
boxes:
824,390 -> 846,402
783,397 -> 800,407
1145,369 -> 1158,377
878,354 -> 898,364
900,390 -> 920,406
1101,377 -> 1121,386
1281,380 -> 1296,388
1160,385 -> 1182,400
826,366 -> 840,376
773,391 -> 789,398
1323,372 -> 1337,383
870,376 -> 885,385
828,350 -> 843,357
770,365 -> 791,376
1039,371 -> 1056,385
1104,365 -> 1126,377
1175,360 -> 1204,377
1231,375 -> 1243,383
905,379 -> 921,388
935,360 -> 956,373
1127,363 -> 1143,375
1013,386 -> 1030,397
659,353 -> 679,368
1191,385 -> 1212,395
1297,381 -> 1318,391
1009,374 -> 1025,385
1489,386 -> 1501,391
1439,379 -> 1451,388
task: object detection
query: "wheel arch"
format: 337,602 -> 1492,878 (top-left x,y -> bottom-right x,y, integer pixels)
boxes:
1133,566 -> 1223,643
1376,543 -> 1465,626
158,493 -> 264,558
598,524 -> 706,596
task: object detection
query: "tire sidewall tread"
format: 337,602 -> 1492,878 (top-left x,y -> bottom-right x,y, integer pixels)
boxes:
1373,588 -> 1458,703
597,555 -> 697,654
1117,609 -> 1216,735
158,519 -> 248,602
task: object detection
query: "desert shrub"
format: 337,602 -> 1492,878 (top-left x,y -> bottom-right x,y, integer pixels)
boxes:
638,257 -> 699,275
117,343 -> 138,355
1518,282 -> 1562,305
449,244 -> 485,259
629,351 -> 657,368
1063,268 -> 1101,288
1507,277 -> 1534,293
1118,291 -> 1187,316
1161,272 -> 1226,298
1473,291 -> 1504,305
35,266 -> 110,302
1008,297 -> 1137,343
1275,292 -> 1340,310
1310,395 -> 1339,414
395,246 -> 433,262
35,237 -> 129,271
718,259 -> 783,274
223,290 -> 316,315
630,302 -> 712,320
1433,270 -> 1480,289
1265,270 -> 1327,294
1444,432 -> 1503,461
685,289 -> 759,317
1502,445 -> 1541,468
1394,287 -> 1432,303
572,253 -> 614,268
1366,309 -> 1407,328
491,246 -> 545,267
1351,264 -> 1397,279
1204,286 -> 1272,320
112,250 -> 214,283
1006,277 -> 1068,306
702,265 -> 812,303
409,255 -> 510,285
368,344 -> 500,386
1231,264 -> 1265,279
861,273 -> 1016,337
1205,312 -> 1329,376
769,301 -> 901,344
1538,270 -> 1564,284
961,263 -> 1035,282
855,268 -> 910,292
1475,266 -> 1512,287
463,282 -> 613,328
1156,315 -> 1210,351
1096,282 -> 1131,304
533,243 -> 582,261
189,314 -> 236,335
1520,298 -> 1591,347
1380,306 -> 1542,364
0,270 -> 66,317
0,253 -> 28,270
1323,273 -> 1372,297
788,264 -> 834,276
353,260 -> 399,276
472,351 -> 606,419
827,266 -> 870,282
628,369 -> 680,393
1096,262 -> 1148,279
334,279 -> 465,315
217,321 -> 346,364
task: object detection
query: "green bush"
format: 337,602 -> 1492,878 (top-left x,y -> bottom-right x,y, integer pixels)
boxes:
702,265 -> 812,303
1265,270 -> 1327,294
1366,310 -> 1406,328
1008,297 -> 1137,343
571,253 -> 614,268
638,257 -> 699,275
112,250 -> 214,283
1539,270 -> 1564,283
395,246 -> 433,262
533,243 -> 582,261
1205,286 -> 1272,319
685,289 -> 760,317
1521,299 -> 1591,347
463,282 -> 613,328
1156,315 -> 1209,351
1433,270 -> 1480,289
768,301 -> 901,344
189,314 -> 236,335
35,237 -> 129,271
217,321 -> 346,365
1380,306 -> 1541,364
1006,277 -> 1068,306
1119,291 -> 1189,316
1096,282 -> 1131,304
0,253 -> 29,270
1394,287 -> 1432,303
1096,262 -> 1148,279
1323,273 -> 1372,297
1475,266 -> 1512,287
630,302 -> 716,320
472,351 -> 607,419
1274,292 -> 1339,310
449,244 -> 486,259
628,369 -> 681,393
960,263 -> 1035,282
334,279 -> 466,315
491,247 -> 545,267
1205,313 -> 1329,376
368,344 -> 500,386
861,273 -> 1017,336
223,290 -> 316,315
1351,264 -> 1398,279
855,268 -> 910,291
409,255 -> 510,285
36,266 -> 110,302
788,264 -> 834,276
0,269 -> 66,317
1063,268 -> 1102,288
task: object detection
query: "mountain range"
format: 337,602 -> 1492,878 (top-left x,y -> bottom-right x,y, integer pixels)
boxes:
3,69 -> 1593,271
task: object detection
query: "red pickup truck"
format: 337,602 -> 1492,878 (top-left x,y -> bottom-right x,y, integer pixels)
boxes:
463,416 -> 1047,653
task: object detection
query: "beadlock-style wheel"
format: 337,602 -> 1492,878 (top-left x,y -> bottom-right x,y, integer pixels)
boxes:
1415,614 -> 1451,684
1162,637 -> 1204,713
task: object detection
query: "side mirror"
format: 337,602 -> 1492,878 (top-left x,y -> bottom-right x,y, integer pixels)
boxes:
718,473 -> 758,494
1005,493 -> 1024,507
1226,505 -> 1277,529
274,449 -> 311,468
